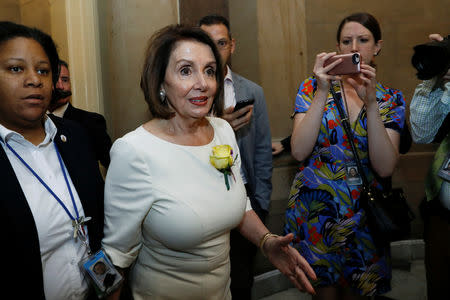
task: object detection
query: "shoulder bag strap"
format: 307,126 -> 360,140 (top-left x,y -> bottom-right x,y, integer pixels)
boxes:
329,83 -> 371,188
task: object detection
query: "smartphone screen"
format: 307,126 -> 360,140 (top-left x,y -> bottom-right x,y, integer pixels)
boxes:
324,53 -> 361,75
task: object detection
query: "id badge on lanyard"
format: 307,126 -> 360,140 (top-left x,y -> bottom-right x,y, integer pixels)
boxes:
6,141 -> 91,245
80,250 -> 123,298
344,161 -> 363,186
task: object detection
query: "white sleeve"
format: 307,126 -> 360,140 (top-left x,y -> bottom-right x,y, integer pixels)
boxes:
102,138 -> 154,268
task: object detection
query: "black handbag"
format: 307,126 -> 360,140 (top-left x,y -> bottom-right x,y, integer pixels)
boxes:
329,84 -> 414,247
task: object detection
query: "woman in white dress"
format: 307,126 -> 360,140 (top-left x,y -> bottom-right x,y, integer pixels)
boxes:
103,25 -> 316,300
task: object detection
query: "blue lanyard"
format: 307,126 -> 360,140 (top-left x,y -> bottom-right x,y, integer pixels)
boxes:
5,141 -> 80,222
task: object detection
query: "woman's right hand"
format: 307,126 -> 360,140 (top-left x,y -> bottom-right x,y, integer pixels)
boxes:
313,52 -> 342,92
263,233 -> 317,294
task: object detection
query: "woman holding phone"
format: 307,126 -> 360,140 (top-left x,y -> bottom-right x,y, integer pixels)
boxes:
284,12 -> 405,299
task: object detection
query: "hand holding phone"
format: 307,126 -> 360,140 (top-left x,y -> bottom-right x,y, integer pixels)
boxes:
222,100 -> 254,131
233,98 -> 255,112
324,53 -> 361,75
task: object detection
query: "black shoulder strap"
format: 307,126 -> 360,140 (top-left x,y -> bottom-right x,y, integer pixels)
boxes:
329,83 -> 370,188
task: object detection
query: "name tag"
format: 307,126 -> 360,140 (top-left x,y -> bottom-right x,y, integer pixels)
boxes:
80,249 -> 123,298
345,162 -> 362,186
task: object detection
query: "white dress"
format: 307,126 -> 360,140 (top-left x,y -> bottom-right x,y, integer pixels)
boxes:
102,117 -> 251,300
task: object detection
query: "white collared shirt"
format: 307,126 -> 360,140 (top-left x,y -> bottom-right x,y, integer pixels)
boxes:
48,102 -> 69,118
0,118 -> 90,300
224,65 -> 237,110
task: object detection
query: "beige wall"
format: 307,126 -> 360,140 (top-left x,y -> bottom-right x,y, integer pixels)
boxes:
97,0 -> 178,139
257,0 -> 307,137
229,0 -> 260,83
49,0 -> 68,62
0,0 -> 21,23
19,0 -> 51,34
1,1 -> 66,58
230,0 -> 307,138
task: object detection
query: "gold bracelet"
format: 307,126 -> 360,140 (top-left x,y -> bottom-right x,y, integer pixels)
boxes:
259,232 -> 279,257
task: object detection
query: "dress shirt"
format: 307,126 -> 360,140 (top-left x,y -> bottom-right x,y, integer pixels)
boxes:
410,78 -> 450,143
223,65 -> 247,184
224,65 -> 237,110
48,102 -> 69,118
0,117 -> 90,300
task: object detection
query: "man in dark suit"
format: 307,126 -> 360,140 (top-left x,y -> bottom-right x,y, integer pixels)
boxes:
48,60 -> 112,168
200,15 -> 273,299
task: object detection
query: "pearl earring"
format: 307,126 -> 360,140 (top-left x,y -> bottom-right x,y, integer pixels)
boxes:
159,90 -> 166,103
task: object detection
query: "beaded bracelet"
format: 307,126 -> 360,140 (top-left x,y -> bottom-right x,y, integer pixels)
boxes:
259,232 -> 279,257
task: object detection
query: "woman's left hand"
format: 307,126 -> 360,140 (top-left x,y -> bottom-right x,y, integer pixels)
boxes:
264,233 -> 317,295
347,64 -> 378,107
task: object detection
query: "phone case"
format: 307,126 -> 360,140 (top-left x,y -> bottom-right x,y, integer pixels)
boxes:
234,99 -> 255,111
324,53 -> 361,75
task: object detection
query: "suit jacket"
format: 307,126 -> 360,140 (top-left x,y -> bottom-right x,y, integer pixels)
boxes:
63,103 -> 112,168
232,71 -> 273,213
0,116 -> 104,299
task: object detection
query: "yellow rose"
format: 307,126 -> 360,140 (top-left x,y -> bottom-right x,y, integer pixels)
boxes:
210,145 -> 237,190
210,145 -> 234,170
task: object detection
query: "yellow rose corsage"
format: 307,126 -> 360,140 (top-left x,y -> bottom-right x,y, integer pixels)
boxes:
210,144 -> 238,190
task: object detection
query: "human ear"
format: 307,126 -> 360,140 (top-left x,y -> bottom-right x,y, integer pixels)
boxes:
374,39 -> 383,56
230,38 -> 236,55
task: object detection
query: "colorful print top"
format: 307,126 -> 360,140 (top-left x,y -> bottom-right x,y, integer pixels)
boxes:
289,77 -> 405,208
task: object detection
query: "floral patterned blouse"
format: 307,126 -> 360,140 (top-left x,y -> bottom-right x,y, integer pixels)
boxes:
289,76 -> 405,207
